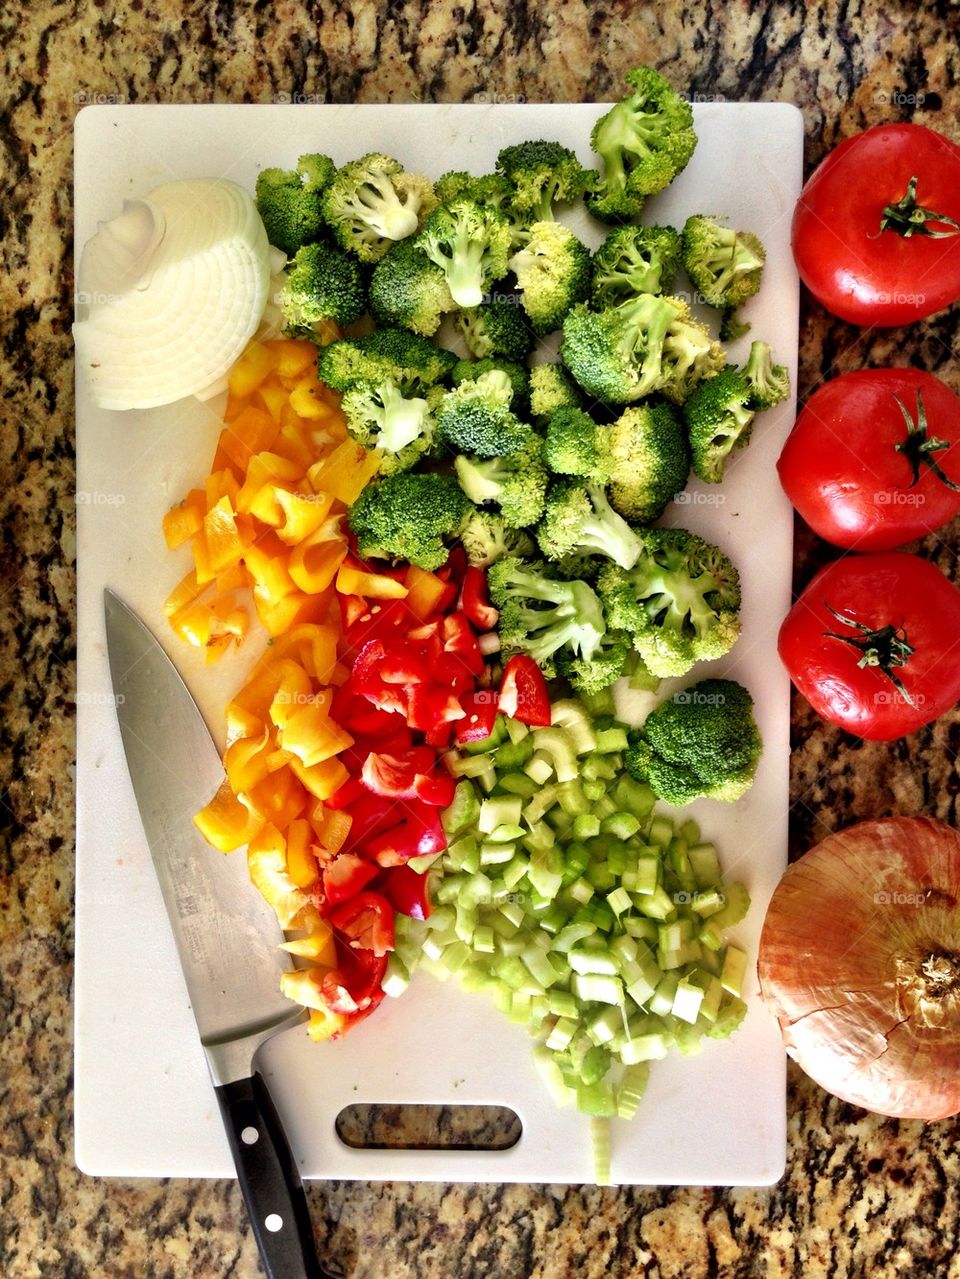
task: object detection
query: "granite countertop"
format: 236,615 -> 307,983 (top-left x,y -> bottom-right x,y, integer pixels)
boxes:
2,1 -> 960,1276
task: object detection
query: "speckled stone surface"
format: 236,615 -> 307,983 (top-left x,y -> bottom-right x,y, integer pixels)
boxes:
2,2 -> 960,1276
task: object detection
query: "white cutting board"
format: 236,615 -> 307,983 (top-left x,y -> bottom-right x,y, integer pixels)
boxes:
74,101 -> 802,1185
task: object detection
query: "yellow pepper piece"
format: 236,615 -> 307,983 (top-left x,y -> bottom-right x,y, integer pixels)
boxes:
336,559 -> 409,600
289,755 -> 349,801
266,337 -> 319,381
194,779 -> 262,852
284,819 -> 320,889
247,823 -> 309,929
162,489 -> 206,550
202,497 -> 245,575
246,766 -> 308,829
281,968 -> 337,1015
308,439 -> 381,506
278,702 -> 353,768
311,806 -> 352,856
274,488 -> 335,545
281,927 -> 336,968
403,564 -> 449,620
229,340 -> 280,399
288,527 -> 348,595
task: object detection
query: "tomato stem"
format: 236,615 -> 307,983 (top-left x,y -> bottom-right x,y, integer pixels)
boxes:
880,176 -> 960,239
893,390 -> 960,492
822,604 -> 917,706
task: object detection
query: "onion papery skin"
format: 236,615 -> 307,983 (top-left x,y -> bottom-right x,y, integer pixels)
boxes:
758,816 -> 960,1121
74,179 -> 270,411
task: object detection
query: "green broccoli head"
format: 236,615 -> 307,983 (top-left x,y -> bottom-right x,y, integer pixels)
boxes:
415,198 -> 513,308
681,215 -> 766,309
508,221 -> 592,337
322,153 -> 436,263
591,225 -> 682,307
606,402 -> 690,521
543,407 -> 613,483
625,678 -> 762,805
255,154 -> 336,257
436,372 -> 534,458
347,472 -> 472,571
561,294 -> 724,406
454,436 -> 549,528
456,298 -> 533,362
487,556 -> 607,675
528,363 -> 585,423
743,340 -> 789,411
277,241 -> 367,335
368,237 -> 456,337
496,139 -> 594,221
586,65 -> 697,224
340,380 -> 442,475
434,170 -> 514,209
555,628 -> 633,695
536,480 -> 643,570
316,327 -> 457,392
451,357 -> 531,416
459,509 -> 537,568
598,527 -> 741,678
683,366 -> 755,484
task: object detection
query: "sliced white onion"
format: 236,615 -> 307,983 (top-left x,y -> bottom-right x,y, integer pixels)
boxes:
74,179 -> 271,411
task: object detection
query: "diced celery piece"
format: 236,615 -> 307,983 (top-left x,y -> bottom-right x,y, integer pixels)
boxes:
523,783 -> 559,825
587,1006 -> 622,1046
606,845 -> 629,877
591,1116 -> 612,1184
444,835 -> 477,872
524,752 -> 555,785
617,1063 -> 650,1119
586,860 -> 615,892
504,716 -> 530,744
547,989 -> 578,1020
595,726 -> 629,754
637,885 -> 675,920
480,841 -> 516,867
568,877 -> 594,906
533,1045 -> 574,1108
698,975 -> 724,1023
546,1016 -> 578,1050
600,811 -> 640,841
647,815 -> 674,848
496,954 -> 532,989
561,842 -> 590,886
629,856 -> 659,895
573,813 -> 601,840
538,903 -> 568,935
668,839 -> 696,892
528,845 -> 564,899
441,941 -> 471,974
611,775 -> 656,819
626,970 -> 659,1009
708,881 -> 751,930
492,982 -> 513,1015
478,794 -> 523,834
556,780 -> 589,817
524,945 -> 561,989
569,948 -> 619,976
581,778 -> 607,803
679,819 -> 700,846
720,945 -> 748,996
508,990 -> 532,1024
460,715 -> 507,755
529,994 -> 550,1028
620,1033 -> 669,1064
692,887 -> 726,917
495,737 -> 534,770
590,794 -> 617,820
459,963 -> 490,992
531,727 -> 579,781
576,1079 -> 616,1118
450,752 -> 498,779
582,754 -> 618,781
498,772 -> 539,798
476,768 -> 498,794
549,700 -> 597,754
609,934 -> 638,965
502,857 -> 529,891
706,995 -> 748,1040
672,978 -> 705,1024
442,780 -> 481,838
524,820 -> 556,852
585,900 -> 616,931
581,1045 -> 611,1087
381,953 -> 410,998
579,686 -> 615,717
473,925 -> 495,953
552,921 -> 597,952
688,842 -> 722,888
649,973 -> 679,1016
459,871 -> 493,909
698,922 -> 725,952
606,886 -> 632,917
418,952 -> 452,982
572,973 -> 623,1006
622,915 -> 658,942
455,904 -> 478,944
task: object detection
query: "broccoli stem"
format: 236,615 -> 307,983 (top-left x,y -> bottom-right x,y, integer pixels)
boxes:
352,173 -> 420,240
446,223 -> 489,307
375,383 -> 431,453
698,231 -> 764,297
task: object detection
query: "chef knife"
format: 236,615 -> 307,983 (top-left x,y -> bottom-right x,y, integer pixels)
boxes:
104,589 -> 331,1279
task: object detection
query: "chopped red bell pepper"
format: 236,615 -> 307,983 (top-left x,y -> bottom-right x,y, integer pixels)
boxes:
375,864 -> 432,921
436,545 -> 468,585
322,853 -> 379,905
406,683 -> 467,732
460,566 -> 499,631
327,891 -> 396,956
455,690 -> 500,743
365,803 -> 447,867
441,613 -> 485,675
325,775 -> 366,811
498,654 -> 552,726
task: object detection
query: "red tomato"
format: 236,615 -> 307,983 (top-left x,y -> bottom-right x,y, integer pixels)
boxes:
792,124 -> 960,325
778,368 -> 960,550
498,655 -> 552,726
778,552 -> 960,739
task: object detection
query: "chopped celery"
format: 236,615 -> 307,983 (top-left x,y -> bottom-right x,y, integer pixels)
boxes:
672,979 -> 705,1025
577,1079 -> 616,1118
573,812 -> 601,840
524,752 -> 554,785
460,716 -> 507,755
581,778 -> 607,803
708,881 -> 751,929
495,737 -> 534,770
523,784 -> 559,825
692,887 -> 725,917
531,726 -> 580,782
504,717 -> 530,745
616,1064 -> 650,1119
546,1016 -> 578,1050
480,841 -> 517,866
620,1033 -> 669,1064
498,772 -> 539,798
591,1117 -> 612,1185
533,1045 -> 575,1108
473,925 -> 495,953
689,842 -> 722,887
647,815 -> 674,847
549,700 -> 598,754
600,811 -> 641,840
381,954 -> 410,998
569,948 -> 619,976
572,973 -> 623,1006
606,886 -> 632,917
595,726 -> 629,754
720,945 -> 748,996
587,1006 -> 622,1045
679,819 -> 700,846
442,781 -> 481,839
478,794 -> 523,833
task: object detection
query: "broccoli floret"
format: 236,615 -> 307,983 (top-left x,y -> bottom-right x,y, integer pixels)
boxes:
487,556 -> 607,675
624,678 -> 762,805
508,221 -> 592,337
528,363 -> 585,423
454,436 -> 549,528
255,154 -> 336,256
434,170 -> 514,209
598,528 -> 741,678
456,299 -> 533,362
543,407 -> 613,482
436,371 -> 534,457
591,225 -> 682,307
537,480 -> 643,569
606,402 -> 689,521
743,339 -> 789,410
681,215 -> 765,309
322,153 -> 435,263
347,472 -> 472,571
316,328 -> 457,392
415,199 -> 513,308
459,509 -> 537,568
586,66 -> 697,224
451,357 -> 530,415
340,380 -> 442,475
368,238 -> 456,337
561,295 -> 725,406
496,140 -> 594,221
277,241 -> 367,336
556,628 -> 633,694
683,340 -> 789,483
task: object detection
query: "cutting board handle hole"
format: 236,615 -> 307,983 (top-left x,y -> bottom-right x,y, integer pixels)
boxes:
335,1104 -> 521,1151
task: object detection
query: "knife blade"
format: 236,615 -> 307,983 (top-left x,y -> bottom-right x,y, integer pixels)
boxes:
104,589 -> 330,1279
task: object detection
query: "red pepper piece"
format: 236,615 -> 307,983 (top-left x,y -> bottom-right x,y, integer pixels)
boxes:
375,865 -> 432,921
406,683 -> 467,732
498,654 -> 552,726
322,853 -> 379,906
455,690 -> 500,744
327,891 -> 396,956
460,566 -> 499,631
365,804 -> 447,867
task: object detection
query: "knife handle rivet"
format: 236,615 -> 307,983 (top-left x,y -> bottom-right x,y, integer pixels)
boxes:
240,1126 -> 260,1145
264,1214 -> 284,1233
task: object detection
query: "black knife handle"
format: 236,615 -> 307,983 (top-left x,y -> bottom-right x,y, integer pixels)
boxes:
215,1073 -> 332,1279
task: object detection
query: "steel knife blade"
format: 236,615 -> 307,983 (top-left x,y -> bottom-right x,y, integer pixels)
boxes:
104,588 -> 329,1279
